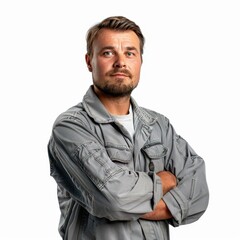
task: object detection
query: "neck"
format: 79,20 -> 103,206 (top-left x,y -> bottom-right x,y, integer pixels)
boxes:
93,86 -> 131,115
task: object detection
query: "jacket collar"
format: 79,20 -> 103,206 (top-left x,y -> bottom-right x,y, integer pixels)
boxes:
82,85 -> 157,125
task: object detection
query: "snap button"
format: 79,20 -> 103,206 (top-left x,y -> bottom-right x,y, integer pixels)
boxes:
149,161 -> 155,171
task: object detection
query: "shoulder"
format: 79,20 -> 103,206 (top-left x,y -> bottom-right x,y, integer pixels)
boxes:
52,102 -> 89,128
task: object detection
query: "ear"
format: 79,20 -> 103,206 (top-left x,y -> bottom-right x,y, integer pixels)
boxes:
85,54 -> 92,72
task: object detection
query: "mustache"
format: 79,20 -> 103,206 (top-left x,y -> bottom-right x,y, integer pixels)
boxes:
107,69 -> 132,78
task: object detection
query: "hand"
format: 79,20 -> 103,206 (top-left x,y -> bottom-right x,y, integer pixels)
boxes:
141,171 -> 177,220
157,171 -> 177,195
141,199 -> 172,220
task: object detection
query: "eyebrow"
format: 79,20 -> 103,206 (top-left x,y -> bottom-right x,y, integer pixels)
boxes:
126,46 -> 139,52
100,46 -> 139,53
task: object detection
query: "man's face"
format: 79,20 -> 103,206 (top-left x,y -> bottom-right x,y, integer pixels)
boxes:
86,29 -> 142,97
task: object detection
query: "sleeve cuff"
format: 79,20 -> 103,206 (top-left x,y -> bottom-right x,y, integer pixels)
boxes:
162,188 -> 189,226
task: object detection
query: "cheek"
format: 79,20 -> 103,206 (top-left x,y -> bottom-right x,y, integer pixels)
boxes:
94,58 -> 110,71
132,62 -> 142,76
92,63 -> 109,80
91,60 -> 102,74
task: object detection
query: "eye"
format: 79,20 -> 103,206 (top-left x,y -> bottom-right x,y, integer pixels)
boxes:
126,51 -> 135,57
103,51 -> 114,57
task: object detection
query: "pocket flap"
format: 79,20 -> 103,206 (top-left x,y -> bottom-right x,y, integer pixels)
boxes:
106,145 -> 132,163
142,142 -> 168,159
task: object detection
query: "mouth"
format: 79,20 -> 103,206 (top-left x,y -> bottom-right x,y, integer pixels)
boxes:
107,69 -> 132,79
111,73 -> 129,77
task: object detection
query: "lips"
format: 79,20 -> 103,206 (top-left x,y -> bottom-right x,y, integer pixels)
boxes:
109,70 -> 132,78
111,73 -> 128,77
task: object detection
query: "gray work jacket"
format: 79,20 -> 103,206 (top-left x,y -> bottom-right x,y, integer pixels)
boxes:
48,86 -> 209,240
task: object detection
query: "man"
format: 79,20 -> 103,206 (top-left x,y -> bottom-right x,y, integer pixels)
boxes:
48,16 -> 209,240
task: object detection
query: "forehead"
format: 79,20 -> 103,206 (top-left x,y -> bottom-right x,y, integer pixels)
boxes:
93,29 -> 140,50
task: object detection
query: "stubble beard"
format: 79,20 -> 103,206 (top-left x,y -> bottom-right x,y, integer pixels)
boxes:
94,78 -> 137,98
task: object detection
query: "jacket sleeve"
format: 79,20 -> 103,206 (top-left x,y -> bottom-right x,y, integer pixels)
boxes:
48,115 -> 162,221
162,118 -> 209,226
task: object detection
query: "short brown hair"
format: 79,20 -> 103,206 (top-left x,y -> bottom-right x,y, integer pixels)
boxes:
86,16 -> 145,57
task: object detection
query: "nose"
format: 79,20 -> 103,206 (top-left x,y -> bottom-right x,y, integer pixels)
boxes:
113,54 -> 126,68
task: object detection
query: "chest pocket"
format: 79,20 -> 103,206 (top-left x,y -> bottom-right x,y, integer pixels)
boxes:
142,142 -> 168,172
105,143 -> 132,169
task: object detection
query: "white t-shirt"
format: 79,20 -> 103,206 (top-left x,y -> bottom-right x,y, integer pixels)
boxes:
113,105 -> 135,139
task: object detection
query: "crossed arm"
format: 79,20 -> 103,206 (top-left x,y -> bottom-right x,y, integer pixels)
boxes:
141,171 -> 177,221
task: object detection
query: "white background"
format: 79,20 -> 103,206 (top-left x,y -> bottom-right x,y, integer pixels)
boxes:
1,0 -> 239,239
